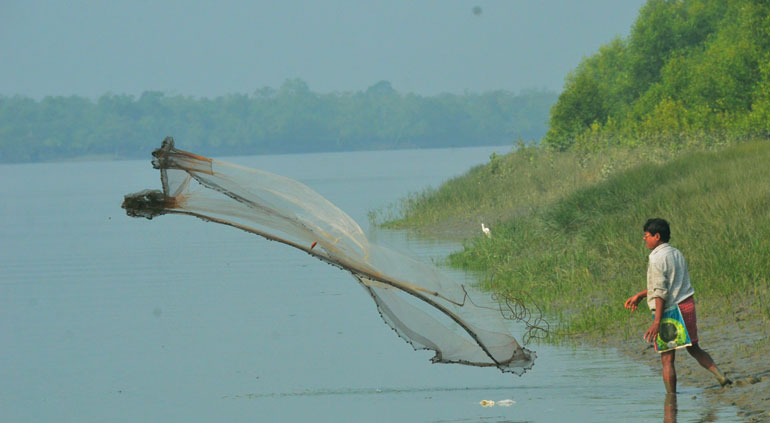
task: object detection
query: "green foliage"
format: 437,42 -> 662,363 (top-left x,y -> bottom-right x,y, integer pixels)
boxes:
544,0 -> 770,151
545,71 -> 609,151
0,81 -> 558,163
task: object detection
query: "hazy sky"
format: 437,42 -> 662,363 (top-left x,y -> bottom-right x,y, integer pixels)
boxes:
1,0 -> 646,98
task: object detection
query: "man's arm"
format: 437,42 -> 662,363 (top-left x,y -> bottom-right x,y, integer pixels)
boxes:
624,289 -> 648,311
644,297 -> 664,343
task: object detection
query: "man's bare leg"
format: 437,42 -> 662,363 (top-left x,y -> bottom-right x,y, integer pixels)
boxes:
686,343 -> 731,386
661,350 -> 677,393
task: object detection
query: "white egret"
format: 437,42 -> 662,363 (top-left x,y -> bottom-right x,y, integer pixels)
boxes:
481,223 -> 491,238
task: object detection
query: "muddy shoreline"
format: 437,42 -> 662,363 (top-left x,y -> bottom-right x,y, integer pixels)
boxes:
598,306 -> 770,422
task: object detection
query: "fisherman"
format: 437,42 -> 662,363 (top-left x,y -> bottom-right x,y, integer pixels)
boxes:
624,218 -> 731,393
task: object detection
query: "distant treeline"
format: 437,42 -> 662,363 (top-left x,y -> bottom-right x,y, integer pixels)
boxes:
0,79 -> 557,163
544,0 -> 770,151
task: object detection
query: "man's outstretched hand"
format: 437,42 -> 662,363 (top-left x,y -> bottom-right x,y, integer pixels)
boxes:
624,294 -> 642,311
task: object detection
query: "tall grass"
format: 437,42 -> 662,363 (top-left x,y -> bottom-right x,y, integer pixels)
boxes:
377,143 -> 691,235
381,140 -> 770,338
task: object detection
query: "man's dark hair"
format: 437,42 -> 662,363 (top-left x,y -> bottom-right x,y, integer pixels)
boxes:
644,218 -> 671,242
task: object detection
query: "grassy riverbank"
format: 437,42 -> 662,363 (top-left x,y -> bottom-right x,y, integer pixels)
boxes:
380,140 -> 770,337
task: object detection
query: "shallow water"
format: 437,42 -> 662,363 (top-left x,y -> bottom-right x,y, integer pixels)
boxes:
0,147 -> 741,422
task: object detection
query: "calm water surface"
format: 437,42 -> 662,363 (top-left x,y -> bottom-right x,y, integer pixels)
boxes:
0,147 -> 740,422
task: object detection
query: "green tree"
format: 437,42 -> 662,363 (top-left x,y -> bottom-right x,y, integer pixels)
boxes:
545,0 -> 770,150
544,71 -> 608,150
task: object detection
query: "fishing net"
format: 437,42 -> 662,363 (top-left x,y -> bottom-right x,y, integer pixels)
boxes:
122,137 -> 543,375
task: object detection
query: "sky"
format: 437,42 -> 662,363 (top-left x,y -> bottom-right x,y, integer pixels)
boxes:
1,0 -> 647,99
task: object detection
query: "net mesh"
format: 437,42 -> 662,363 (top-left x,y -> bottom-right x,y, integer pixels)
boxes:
122,137 -> 541,375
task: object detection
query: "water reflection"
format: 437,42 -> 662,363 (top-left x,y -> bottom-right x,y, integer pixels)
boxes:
665,392 -> 726,423
664,393 -> 677,423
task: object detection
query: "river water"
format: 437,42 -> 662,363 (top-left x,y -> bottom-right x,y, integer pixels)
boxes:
0,146 -> 741,422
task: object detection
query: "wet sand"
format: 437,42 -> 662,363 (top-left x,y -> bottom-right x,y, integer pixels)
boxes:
609,306 -> 770,422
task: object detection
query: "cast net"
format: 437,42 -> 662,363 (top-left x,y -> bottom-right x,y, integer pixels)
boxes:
122,137 -> 543,375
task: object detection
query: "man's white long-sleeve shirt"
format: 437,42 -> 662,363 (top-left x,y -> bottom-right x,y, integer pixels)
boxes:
646,243 -> 695,311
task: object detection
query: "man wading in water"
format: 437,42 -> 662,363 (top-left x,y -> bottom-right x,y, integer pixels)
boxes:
624,218 -> 731,393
